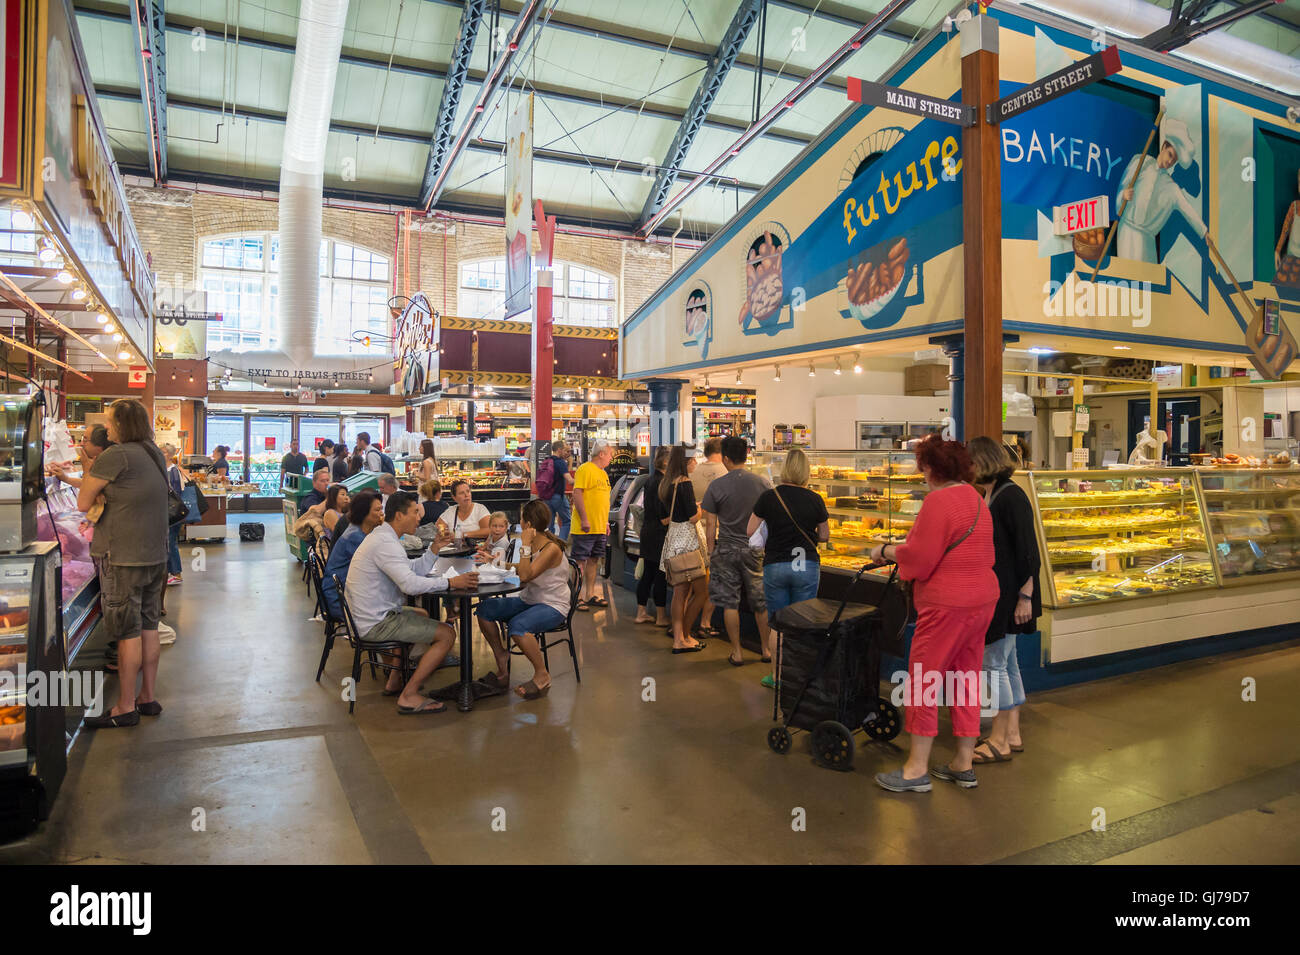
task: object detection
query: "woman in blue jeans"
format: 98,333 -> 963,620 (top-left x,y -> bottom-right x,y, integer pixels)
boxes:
548,444 -> 572,540
967,437 -> 1038,763
475,499 -> 572,701
162,444 -> 186,588
748,448 -> 829,688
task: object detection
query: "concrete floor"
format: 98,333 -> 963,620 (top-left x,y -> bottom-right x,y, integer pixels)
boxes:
3,526 -> 1299,864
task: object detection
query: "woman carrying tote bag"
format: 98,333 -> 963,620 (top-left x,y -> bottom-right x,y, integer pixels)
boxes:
658,445 -> 708,654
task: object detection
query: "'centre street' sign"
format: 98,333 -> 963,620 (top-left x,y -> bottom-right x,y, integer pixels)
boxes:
987,46 -> 1122,124
846,77 -> 974,127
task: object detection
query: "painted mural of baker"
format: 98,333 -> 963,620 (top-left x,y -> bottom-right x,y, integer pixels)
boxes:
1114,118 -> 1207,263
1273,169 -> 1300,287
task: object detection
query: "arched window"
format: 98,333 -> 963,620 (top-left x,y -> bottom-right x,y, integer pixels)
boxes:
457,258 -> 617,327
200,232 -> 391,355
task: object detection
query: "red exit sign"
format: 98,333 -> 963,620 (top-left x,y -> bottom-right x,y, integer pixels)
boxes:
1053,195 -> 1110,236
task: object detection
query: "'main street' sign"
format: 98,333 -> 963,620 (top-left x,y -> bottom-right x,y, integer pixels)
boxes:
847,77 -> 974,127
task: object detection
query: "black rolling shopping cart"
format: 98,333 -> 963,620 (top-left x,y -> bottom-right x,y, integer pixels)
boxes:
766,563 -> 910,771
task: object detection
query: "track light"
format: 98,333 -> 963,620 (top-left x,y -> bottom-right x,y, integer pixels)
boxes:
834,358 -> 842,376
853,353 -> 862,374
704,375 -> 710,389
38,239 -> 56,263
736,369 -> 743,386
96,312 -> 108,324
773,364 -> 781,382
112,333 -> 122,342
55,270 -> 73,284
188,373 -> 194,383
11,209 -> 33,231
71,287 -> 87,301
104,323 -> 115,334
117,350 -> 130,360
808,364 -> 815,377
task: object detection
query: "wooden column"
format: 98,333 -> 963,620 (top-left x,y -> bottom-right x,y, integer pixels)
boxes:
960,15 -> 1002,442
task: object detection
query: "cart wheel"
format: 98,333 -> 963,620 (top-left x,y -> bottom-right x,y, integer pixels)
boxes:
862,699 -> 901,742
767,726 -> 792,754
811,720 -> 854,770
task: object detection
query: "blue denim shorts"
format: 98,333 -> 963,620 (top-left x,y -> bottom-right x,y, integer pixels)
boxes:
477,595 -> 565,636
763,559 -> 820,617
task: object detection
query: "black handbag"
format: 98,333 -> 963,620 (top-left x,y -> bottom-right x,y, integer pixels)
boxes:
145,443 -> 187,526
192,483 -> 211,516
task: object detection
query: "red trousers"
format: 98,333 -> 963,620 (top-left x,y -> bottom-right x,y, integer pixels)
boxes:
902,601 -> 997,738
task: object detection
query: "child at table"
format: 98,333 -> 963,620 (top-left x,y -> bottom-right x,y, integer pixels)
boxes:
476,512 -> 517,568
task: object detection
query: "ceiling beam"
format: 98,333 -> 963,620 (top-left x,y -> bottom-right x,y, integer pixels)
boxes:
74,3 -> 816,146
127,0 -> 168,181
419,0 -> 486,209
422,0 -> 546,212
639,0 -> 762,228
94,85 -> 764,192
640,0 -> 922,237
1140,0 -> 1285,53
115,163 -> 722,238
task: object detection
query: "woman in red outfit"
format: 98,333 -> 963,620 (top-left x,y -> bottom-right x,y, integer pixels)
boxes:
869,436 -> 998,793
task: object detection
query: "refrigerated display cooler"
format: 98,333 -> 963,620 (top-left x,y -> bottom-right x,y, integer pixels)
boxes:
0,542 -> 68,836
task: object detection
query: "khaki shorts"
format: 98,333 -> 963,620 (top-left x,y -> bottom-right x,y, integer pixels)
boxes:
364,607 -> 447,645
100,561 -> 167,640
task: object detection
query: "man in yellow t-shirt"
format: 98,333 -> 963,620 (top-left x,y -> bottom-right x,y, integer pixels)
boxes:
570,441 -> 614,610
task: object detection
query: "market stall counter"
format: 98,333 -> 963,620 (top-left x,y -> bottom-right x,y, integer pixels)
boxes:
1024,466 -> 1300,665
184,479 -> 261,543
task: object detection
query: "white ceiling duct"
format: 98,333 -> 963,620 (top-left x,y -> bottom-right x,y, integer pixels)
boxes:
1008,0 -> 1300,96
209,0 -> 396,390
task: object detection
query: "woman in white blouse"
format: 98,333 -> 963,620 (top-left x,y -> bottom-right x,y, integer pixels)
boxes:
437,479 -> 491,542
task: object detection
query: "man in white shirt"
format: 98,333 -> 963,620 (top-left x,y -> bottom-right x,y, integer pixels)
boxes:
357,431 -> 384,472
345,491 -> 478,714
377,473 -> 399,510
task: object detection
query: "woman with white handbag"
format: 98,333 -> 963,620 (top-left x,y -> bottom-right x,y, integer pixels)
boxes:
659,445 -> 708,653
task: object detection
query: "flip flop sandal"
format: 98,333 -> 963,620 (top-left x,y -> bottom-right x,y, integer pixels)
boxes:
478,672 -> 509,689
588,596 -> 609,608
398,699 -> 447,715
382,687 -> 402,697
1010,745 -> 1024,753
972,739 -> 1012,764
517,679 -> 550,700
575,600 -> 592,612
728,655 -> 745,667
697,626 -> 721,638
671,642 -> 706,654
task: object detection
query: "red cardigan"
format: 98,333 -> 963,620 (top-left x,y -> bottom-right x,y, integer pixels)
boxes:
892,483 -> 998,610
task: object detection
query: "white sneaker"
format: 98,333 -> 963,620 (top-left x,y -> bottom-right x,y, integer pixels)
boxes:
166,575 -> 182,586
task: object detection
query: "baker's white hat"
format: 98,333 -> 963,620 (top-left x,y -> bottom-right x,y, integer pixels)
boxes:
1161,118 -> 1196,169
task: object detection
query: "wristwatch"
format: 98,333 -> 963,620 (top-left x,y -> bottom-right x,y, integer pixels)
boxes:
520,546 -> 532,558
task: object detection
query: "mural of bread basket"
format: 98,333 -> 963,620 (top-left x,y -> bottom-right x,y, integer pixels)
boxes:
1072,227 -> 1107,262
845,236 -> 910,322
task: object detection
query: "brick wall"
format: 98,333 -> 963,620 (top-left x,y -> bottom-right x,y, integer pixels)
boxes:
126,188 -> 686,325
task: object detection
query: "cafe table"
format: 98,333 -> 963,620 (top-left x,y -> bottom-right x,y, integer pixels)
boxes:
428,579 -> 524,712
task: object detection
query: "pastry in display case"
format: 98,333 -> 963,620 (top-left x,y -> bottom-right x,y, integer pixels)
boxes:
1022,470 -> 1215,606
748,450 -> 928,577
0,541 -> 67,832
1195,467 -> 1300,583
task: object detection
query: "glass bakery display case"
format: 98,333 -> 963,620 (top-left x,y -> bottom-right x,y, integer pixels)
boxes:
748,450 -> 928,577
1195,467 -> 1300,584
1022,469 -> 1215,607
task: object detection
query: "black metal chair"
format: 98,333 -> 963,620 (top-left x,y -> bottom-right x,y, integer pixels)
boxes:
506,558 -> 582,682
332,573 -> 414,715
307,550 -> 346,682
